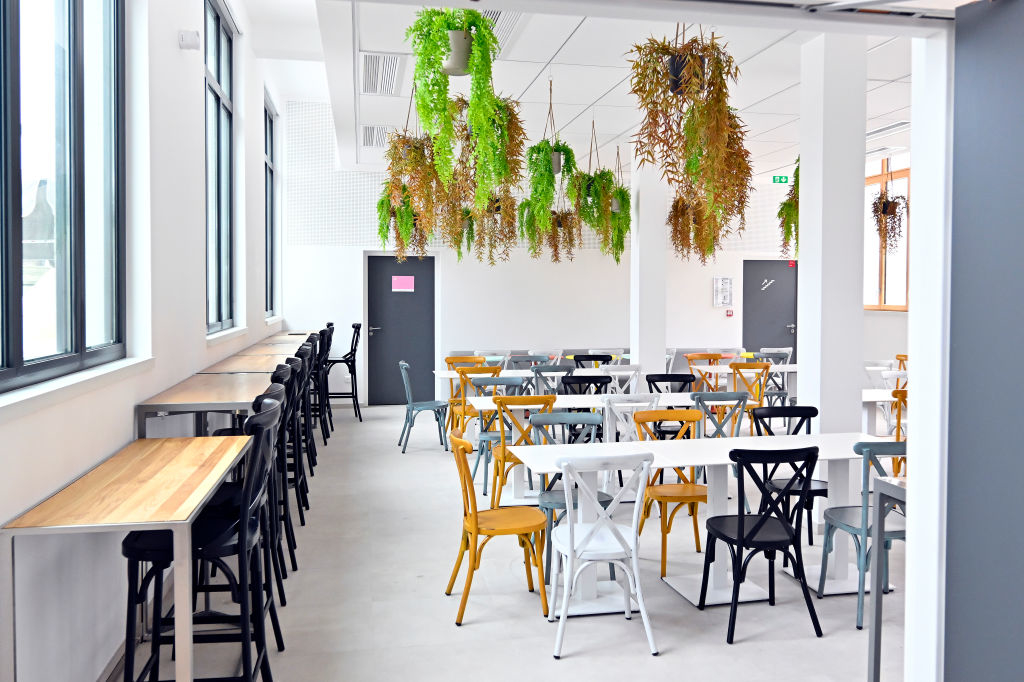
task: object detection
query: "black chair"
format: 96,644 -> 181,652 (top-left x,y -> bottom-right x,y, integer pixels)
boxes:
122,399 -> 285,682
560,375 -> 612,395
698,446 -> 823,644
751,406 -> 826,551
645,373 -> 697,394
572,353 -> 613,368
295,343 -> 319,473
284,356 -> 311,525
319,325 -> 336,433
326,323 -> 362,422
309,327 -> 333,444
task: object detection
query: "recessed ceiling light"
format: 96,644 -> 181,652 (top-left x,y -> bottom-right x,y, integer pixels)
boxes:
866,120 -> 910,141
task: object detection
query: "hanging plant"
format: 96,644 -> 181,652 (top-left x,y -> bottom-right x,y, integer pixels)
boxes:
872,187 -> 907,253
406,9 -> 500,190
567,133 -> 631,263
472,189 -> 518,265
519,139 -> 577,253
377,183 -> 424,262
777,157 -> 800,256
630,28 -> 753,262
377,130 -> 444,260
546,210 -> 582,263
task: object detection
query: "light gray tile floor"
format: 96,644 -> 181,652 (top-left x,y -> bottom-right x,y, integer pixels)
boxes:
138,404 -> 905,681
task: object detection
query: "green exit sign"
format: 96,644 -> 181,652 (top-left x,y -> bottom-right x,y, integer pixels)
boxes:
773,176 -> 789,184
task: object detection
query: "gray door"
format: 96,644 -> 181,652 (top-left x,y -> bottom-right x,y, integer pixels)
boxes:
367,256 -> 435,405
742,259 -> 798,361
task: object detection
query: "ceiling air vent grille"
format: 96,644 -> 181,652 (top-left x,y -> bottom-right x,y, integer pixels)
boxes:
481,10 -> 522,54
361,125 -> 391,149
361,53 -> 402,96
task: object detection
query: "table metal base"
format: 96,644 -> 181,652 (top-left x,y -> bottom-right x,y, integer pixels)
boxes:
663,573 -> 770,606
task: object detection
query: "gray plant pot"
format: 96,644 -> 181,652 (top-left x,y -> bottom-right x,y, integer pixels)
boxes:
443,30 -> 471,76
551,150 -> 563,175
611,196 -> 622,213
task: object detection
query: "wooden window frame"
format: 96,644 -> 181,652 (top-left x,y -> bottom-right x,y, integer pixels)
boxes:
864,158 -> 910,312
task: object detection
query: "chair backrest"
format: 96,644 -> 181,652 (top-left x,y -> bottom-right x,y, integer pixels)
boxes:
556,453 -> 653,557
473,350 -> 509,368
892,389 -> 907,441
881,370 -> 908,391
759,347 -> 792,364
529,411 -> 602,446
634,408 -> 702,441
446,356 -> 486,403
493,395 -> 556,451
730,361 -> 771,405
601,393 -> 660,442
349,323 -> 361,354
753,352 -> 789,391
731,446 -> 819,548
687,353 -> 723,391
270,364 -> 291,389
284,357 -> 303,411
531,364 -> 573,395
601,364 -> 642,394
471,376 -> 525,397
895,354 -> 908,372
646,373 -> 696,394
751,405 -> 818,436
588,348 -> 626,365
573,354 -> 613,368
561,375 -> 613,395
528,349 -> 563,364
398,361 -> 417,407
853,441 -> 907,539
509,354 -> 550,370
457,366 -> 502,408
692,391 -> 748,437
449,433 -> 480,533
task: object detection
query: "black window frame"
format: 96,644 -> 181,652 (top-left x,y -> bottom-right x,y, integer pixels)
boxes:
0,0 -> 127,395
204,0 -> 235,334
264,96 -> 276,318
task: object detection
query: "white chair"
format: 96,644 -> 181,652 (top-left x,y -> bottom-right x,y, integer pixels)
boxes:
473,349 -> 509,368
549,453 -> 658,659
601,363 -> 642,394
759,346 -> 793,364
529,348 -> 563,365
589,348 -> 626,365
601,393 -> 659,443
880,370 -> 908,437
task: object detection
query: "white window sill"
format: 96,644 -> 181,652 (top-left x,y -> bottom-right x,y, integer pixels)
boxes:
265,315 -> 283,326
0,356 -> 155,425
206,326 -> 248,347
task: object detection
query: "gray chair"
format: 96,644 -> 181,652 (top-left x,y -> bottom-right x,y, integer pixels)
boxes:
817,441 -> 907,629
398,361 -> 448,454
530,412 -> 613,584
531,364 -> 573,395
693,391 -> 749,511
469,376 -> 525,495
754,351 -> 791,407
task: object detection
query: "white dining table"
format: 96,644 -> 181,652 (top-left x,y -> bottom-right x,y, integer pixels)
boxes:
862,388 -> 897,435
508,431 -> 884,614
700,363 -> 798,375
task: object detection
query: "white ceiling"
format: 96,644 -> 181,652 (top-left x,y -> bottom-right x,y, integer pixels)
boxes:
243,0 -> 926,177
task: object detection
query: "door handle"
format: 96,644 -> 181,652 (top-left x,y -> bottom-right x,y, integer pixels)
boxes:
369,326 -> 381,336
786,323 -> 796,334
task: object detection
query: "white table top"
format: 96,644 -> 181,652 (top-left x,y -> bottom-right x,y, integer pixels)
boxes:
466,392 -> 696,412
699,363 -> 797,375
435,367 -> 636,380
510,431 -> 883,475
863,388 -> 898,403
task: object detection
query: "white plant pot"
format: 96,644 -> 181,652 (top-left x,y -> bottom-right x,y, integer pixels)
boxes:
551,151 -> 563,175
443,30 -> 471,76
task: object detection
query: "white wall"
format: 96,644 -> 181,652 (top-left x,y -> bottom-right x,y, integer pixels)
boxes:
863,310 -> 908,362
0,1 -> 282,679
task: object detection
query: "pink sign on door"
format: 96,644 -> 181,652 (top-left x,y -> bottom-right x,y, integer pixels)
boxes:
392,275 -> 415,293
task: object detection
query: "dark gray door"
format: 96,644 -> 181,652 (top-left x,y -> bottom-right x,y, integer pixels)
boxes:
742,259 -> 798,360
367,256 -> 435,405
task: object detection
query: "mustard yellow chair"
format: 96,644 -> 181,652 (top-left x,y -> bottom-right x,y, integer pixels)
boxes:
444,356 -> 485,432
445,433 -> 548,625
730,361 -> 771,435
686,352 -> 723,392
891,388 -> 908,475
490,394 -> 556,508
450,365 -> 501,434
635,409 -> 708,577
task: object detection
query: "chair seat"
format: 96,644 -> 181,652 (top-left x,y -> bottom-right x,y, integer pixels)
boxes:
647,482 -> 707,503
537,488 -> 613,512
477,431 -> 502,442
706,514 -> 794,549
823,505 -> 907,538
471,507 -> 547,536
766,478 -> 828,497
551,522 -> 631,561
121,515 -> 260,563
411,399 -> 447,411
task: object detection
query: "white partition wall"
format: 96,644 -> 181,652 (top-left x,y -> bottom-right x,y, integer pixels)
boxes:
629,163 -> 671,376
796,34 -> 867,434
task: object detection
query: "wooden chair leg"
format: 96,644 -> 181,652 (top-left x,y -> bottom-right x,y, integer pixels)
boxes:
455,537 -> 477,625
529,530 -> 548,617
445,532 -> 468,595
521,537 -> 535,592
659,501 -> 669,578
691,502 -> 702,553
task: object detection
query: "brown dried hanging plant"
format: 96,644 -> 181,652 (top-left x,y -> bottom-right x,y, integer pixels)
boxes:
871,161 -> 908,253
630,27 -> 753,262
379,132 -> 440,260
472,189 -> 518,265
545,210 -> 582,263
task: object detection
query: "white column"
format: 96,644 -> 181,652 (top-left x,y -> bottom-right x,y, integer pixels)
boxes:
796,34 -> 867,433
904,30 -> 953,682
629,163 -> 670,377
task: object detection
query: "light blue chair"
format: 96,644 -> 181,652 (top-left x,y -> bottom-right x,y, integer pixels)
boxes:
818,441 -> 907,629
530,364 -> 573,395
469,376 -> 525,494
693,391 -> 749,511
398,360 -> 448,454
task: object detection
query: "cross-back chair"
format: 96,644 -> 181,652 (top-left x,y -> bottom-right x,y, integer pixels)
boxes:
531,364 -> 573,395
686,353 -> 724,391
445,356 -> 486,432
468,376 -> 525,494
601,364 -> 642,394
730,361 -> 771,434
490,395 -> 556,507
891,389 -> 907,474
634,409 -> 707,578
451,365 -> 502,434
573,354 -> 613,369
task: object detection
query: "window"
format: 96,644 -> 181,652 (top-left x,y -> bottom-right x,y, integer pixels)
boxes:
864,158 -> 910,311
0,0 -> 125,394
264,99 -> 276,317
205,1 -> 234,333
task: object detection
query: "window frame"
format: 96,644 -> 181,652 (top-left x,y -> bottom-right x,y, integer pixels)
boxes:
0,0 -> 126,395
204,0 -> 235,334
864,158 -> 910,312
264,95 -> 277,318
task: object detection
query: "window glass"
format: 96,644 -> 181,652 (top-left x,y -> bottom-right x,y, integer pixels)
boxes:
884,177 -> 909,307
206,87 -> 219,326
20,0 -> 72,361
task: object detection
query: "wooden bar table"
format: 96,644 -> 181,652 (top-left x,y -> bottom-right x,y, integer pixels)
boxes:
0,436 -> 252,682
136,373 -> 272,436
235,343 -> 305,356
199,354 -> 291,374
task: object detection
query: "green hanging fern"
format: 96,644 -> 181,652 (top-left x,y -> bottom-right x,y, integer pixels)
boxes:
567,168 -> 630,263
377,183 -> 417,260
377,184 -> 392,248
406,9 -> 499,189
777,157 -> 800,256
519,139 -> 577,248
609,185 -> 631,264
